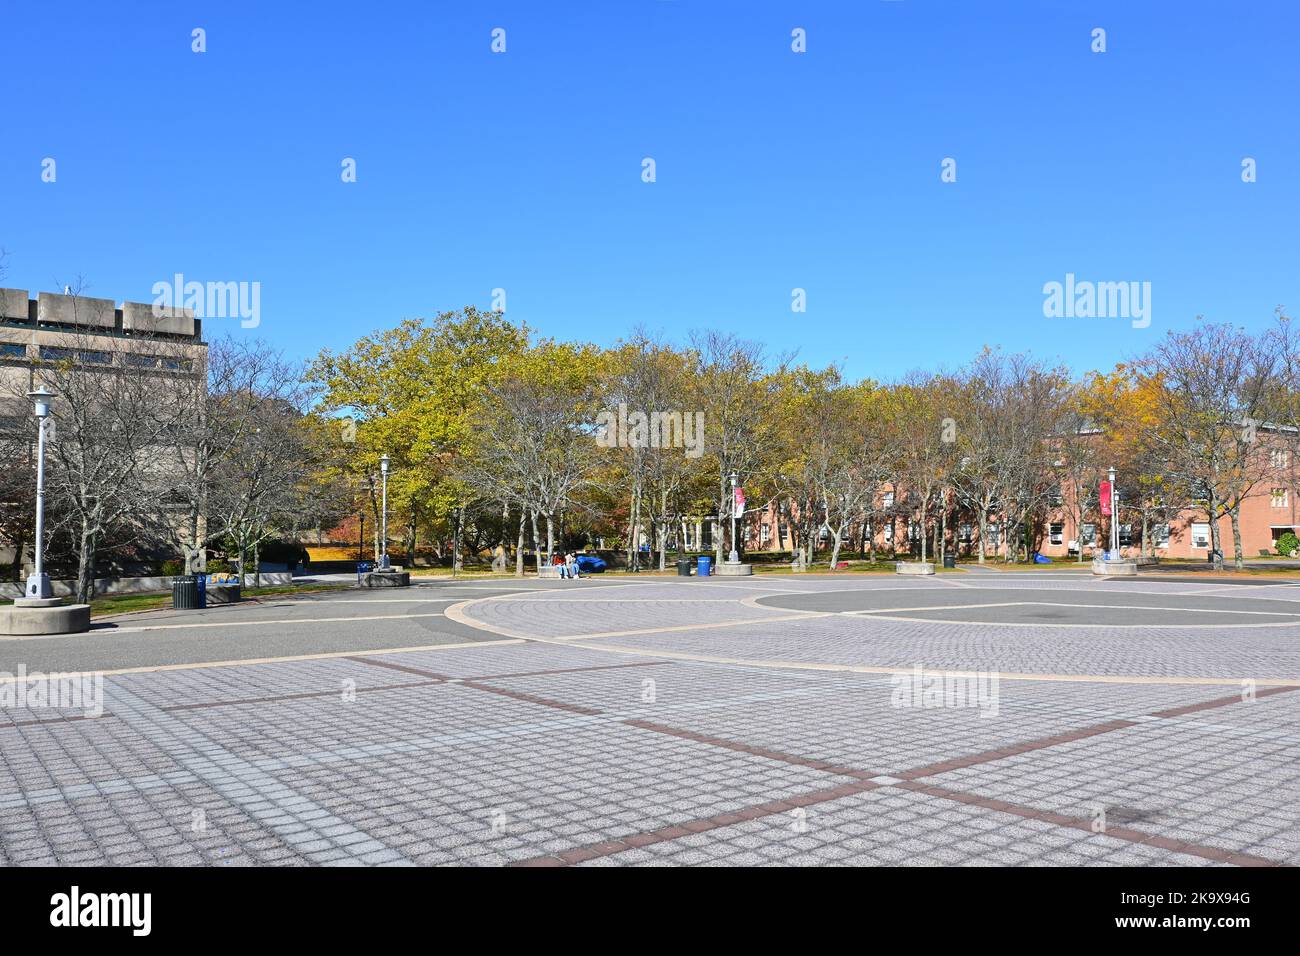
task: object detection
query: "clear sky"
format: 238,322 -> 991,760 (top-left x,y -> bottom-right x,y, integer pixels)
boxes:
3,0 -> 1297,380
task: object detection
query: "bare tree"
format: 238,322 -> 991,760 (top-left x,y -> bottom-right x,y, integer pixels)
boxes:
1132,322 -> 1279,570
23,330 -> 174,602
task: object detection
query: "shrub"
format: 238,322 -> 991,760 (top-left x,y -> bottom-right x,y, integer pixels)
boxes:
1277,532 -> 1299,557
206,559 -> 231,574
159,559 -> 185,576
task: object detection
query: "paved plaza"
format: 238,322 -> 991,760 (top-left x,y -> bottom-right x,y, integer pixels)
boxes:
2,569 -> 1299,866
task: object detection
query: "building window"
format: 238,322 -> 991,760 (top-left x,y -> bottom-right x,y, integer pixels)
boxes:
1049,486 -> 1063,507
987,523 -> 1000,547
1271,488 -> 1288,508
1191,523 -> 1210,549
1153,524 -> 1170,548
1080,523 -> 1097,547
882,491 -> 895,510
760,523 -> 770,544
40,345 -> 111,365
1049,523 -> 1064,546
1119,523 -> 1133,547
883,522 -> 894,543
958,523 -> 972,544
1272,449 -> 1290,469
0,343 -> 26,359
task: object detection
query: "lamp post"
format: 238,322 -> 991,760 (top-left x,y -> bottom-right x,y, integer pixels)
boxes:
26,387 -> 55,599
452,506 -> 462,579
379,455 -> 391,570
728,470 -> 740,564
1108,465 -> 1118,557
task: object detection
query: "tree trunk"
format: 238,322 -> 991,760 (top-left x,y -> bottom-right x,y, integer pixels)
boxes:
1207,492 -> 1224,570
544,513 -> 554,565
977,510 -> 988,565
76,523 -> 96,604
1230,506 -> 1244,571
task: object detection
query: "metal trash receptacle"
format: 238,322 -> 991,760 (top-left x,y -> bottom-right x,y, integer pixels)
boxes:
676,558 -> 692,576
943,554 -> 956,569
172,575 -> 200,610
696,556 -> 712,577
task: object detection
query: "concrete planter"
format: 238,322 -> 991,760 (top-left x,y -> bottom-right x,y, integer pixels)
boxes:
1092,558 -> 1138,576
362,570 -> 411,588
895,562 -> 936,576
537,566 -> 563,579
206,585 -> 242,605
0,599 -> 91,636
715,562 -> 754,576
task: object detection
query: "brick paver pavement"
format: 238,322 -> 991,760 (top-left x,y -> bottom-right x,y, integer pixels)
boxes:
2,573 -> 1298,865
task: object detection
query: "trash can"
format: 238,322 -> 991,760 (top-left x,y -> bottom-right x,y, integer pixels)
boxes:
697,555 -> 712,577
676,558 -> 693,577
195,573 -> 208,609
172,575 -> 200,610
943,554 -> 956,569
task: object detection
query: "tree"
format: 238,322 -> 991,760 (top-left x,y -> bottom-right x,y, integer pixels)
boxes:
459,340 -> 605,569
890,374 -> 958,564
1129,322 -> 1279,570
692,332 -> 787,565
23,330 -> 174,602
308,308 -> 529,565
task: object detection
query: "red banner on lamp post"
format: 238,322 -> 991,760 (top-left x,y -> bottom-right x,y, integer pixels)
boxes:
734,486 -> 746,515
1099,480 -> 1112,516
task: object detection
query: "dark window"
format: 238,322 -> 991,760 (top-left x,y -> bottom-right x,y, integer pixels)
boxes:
0,343 -> 26,359
40,345 -> 111,365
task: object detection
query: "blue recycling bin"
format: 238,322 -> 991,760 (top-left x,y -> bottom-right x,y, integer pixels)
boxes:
696,555 -> 712,577
195,573 -> 208,609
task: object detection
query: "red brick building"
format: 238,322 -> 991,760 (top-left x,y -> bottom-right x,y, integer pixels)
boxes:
738,439 -> 1299,562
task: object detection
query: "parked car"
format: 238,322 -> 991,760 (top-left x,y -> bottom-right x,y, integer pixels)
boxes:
574,553 -> 607,573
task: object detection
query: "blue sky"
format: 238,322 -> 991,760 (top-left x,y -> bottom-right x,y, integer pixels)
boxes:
3,0 -> 1297,379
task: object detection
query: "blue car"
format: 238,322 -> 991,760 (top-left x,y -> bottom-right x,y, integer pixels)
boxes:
574,553 -> 607,573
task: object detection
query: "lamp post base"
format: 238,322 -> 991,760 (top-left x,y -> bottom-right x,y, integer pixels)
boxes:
0,600 -> 90,636
24,572 -> 52,600
716,562 -> 753,576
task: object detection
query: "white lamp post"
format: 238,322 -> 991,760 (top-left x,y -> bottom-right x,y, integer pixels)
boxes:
728,470 -> 740,563
26,387 -> 55,599
1108,465 -> 1118,557
379,455 -> 391,570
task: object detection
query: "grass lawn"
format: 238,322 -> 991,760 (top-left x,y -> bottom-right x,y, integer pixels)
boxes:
89,583 -> 351,618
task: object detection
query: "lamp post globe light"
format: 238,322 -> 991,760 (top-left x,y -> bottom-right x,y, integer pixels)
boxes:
26,387 -> 55,599
379,455 -> 391,570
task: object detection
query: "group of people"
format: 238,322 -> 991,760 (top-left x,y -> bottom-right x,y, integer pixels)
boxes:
552,552 -> 583,579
